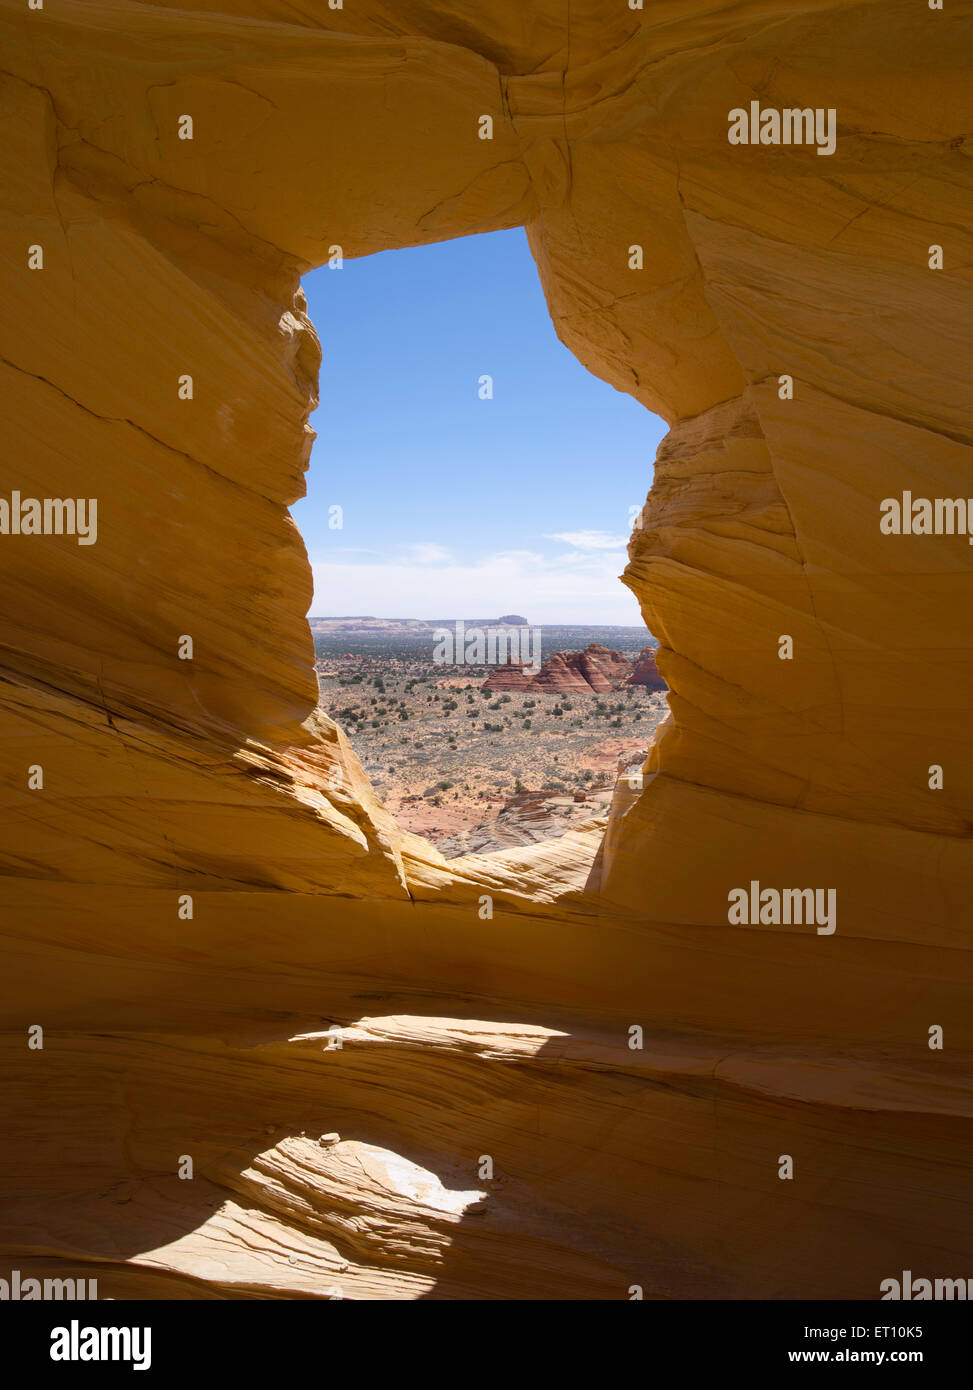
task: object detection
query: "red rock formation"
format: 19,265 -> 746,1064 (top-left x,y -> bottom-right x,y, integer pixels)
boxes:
578,643 -> 632,690
480,662 -> 533,692
626,646 -> 667,691
483,644 -> 633,694
530,651 -> 597,693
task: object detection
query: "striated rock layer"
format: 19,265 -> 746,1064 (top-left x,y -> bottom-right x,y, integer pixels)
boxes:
481,642 -> 634,693
532,643 -> 632,693
478,661 -> 533,692
627,646 -> 667,692
1,0 -> 972,1299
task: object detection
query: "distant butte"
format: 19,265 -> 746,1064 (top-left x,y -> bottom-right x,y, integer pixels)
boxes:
627,647 -> 667,691
481,642 -> 662,694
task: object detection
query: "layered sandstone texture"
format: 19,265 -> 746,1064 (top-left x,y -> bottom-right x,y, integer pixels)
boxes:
627,646 -> 666,692
1,0 -> 972,1299
481,642 -> 639,693
531,643 -> 633,693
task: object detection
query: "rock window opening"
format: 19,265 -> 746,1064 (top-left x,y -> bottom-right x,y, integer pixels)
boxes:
292,229 -> 670,858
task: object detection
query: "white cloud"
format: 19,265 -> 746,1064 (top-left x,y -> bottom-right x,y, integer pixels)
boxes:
546,530 -> 630,550
397,542 -> 453,565
308,544 -> 643,625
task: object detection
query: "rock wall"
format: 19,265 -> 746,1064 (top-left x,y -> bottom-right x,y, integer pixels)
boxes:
1,0 -> 971,1298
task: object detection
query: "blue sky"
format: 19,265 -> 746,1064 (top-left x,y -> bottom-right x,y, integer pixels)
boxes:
293,227 -> 665,624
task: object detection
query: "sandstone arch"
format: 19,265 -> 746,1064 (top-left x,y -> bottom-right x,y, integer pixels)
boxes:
1,0 -> 971,1298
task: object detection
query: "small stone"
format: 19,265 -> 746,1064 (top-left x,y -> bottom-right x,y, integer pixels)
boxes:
318,1132 -> 341,1146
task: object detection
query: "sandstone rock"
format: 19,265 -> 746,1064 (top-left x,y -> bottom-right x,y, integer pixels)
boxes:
577,643 -> 632,690
529,651 -> 597,693
434,788 -> 612,858
479,662 -> 533,692
626,646 -> 667,691
483,643 -> 633,694
1,0 -> 971,1304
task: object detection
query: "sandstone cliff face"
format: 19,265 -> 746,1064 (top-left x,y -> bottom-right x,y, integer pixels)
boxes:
2,0 -> 972,1300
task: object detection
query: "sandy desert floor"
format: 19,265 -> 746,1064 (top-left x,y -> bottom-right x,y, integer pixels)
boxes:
316,654 -> 668,854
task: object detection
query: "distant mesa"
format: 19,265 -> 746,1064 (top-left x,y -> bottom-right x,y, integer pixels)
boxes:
429,615 -> 531,628
482,642 -> 666,695
309,616 -> 431,633
309,615 -> 531,632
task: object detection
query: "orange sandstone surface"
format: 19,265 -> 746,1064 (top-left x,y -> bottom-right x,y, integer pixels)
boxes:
1,0 -> 972,1299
